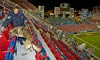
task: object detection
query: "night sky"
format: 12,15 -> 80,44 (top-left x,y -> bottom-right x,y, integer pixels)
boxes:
28,0 -> 100,10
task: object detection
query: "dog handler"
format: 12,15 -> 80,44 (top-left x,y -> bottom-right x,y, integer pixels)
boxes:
2,6 -> 27,29
2,6 -> 27,44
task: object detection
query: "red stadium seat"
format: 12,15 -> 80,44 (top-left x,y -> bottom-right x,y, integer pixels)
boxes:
7,23 -> 14,29
0,34 -> 10,51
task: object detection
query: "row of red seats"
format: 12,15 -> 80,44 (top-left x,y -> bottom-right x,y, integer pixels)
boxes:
59,40 -> 82,59
58,40 -> 81,60
34,23 -> 39,30
41,30 -> 75,60
52,39 -> 76,60
40,31 -> 66,60
34,21 -> 67,60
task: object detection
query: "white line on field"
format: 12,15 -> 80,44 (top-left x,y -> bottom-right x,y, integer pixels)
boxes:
75,31 -> 100,35
73,35 -> 100,51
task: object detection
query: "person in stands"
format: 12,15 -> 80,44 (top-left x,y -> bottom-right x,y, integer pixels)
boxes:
2,6 -> 27,29
2,5 -> 27,44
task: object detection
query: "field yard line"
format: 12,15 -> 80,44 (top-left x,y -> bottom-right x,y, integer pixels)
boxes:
73,35 -> 100,51
75,31 -> 100,35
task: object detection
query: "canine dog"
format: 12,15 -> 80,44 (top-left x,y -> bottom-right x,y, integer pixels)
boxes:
9,27 -> 18,39
9,26 -> 41,56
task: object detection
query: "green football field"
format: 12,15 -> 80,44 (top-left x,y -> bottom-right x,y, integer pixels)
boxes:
74,31 -> 100,58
